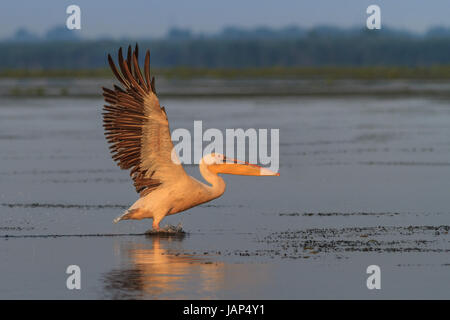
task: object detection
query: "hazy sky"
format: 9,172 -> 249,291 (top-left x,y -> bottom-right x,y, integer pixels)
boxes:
2,0 -> 450,39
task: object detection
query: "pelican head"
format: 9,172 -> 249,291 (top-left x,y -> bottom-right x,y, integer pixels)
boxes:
203,153 -> 279,176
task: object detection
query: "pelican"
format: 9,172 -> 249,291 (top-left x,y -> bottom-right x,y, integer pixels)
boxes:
102,45 -> 279,230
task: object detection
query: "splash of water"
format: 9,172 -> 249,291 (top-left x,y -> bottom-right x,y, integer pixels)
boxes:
145,223 -> 185,236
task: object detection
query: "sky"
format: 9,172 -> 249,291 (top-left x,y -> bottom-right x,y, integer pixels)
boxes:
2,0 -> 450,39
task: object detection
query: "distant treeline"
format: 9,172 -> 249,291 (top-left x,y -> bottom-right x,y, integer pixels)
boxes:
5,66 -> 450,80
3,26 -> 450,69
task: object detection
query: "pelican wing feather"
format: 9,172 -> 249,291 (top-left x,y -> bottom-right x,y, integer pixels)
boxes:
102,45 -> 187,197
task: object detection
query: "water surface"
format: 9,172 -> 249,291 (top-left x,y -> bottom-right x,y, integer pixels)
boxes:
0,95 -> 449,299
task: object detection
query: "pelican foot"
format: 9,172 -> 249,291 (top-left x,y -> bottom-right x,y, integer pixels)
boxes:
144,223 -> 186,236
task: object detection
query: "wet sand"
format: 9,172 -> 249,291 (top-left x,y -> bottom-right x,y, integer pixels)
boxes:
0,95 -> 449,299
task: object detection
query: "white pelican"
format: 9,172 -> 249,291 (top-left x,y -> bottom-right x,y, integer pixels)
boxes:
102,45 -> 279,230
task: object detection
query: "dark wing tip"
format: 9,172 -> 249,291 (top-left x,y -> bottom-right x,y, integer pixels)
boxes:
107,53 -> 127,87
132,49 -> 146,91
127,45 -> 132,71
144,50 -> 151,92
151,76 -> 156,93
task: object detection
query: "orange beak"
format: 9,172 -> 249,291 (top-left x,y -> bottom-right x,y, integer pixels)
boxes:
208,156 -> 279,176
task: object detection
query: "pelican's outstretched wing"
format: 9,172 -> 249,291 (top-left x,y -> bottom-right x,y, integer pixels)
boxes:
102,45 -> 187,196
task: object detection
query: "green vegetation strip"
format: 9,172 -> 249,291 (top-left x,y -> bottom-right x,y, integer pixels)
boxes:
4,66 -> 450,80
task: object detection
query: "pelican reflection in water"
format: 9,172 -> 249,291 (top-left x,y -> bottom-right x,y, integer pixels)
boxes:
103,235 -> 272,299
103,235 -> 224,299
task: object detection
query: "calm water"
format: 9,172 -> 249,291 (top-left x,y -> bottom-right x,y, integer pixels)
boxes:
0,95 -> 449,299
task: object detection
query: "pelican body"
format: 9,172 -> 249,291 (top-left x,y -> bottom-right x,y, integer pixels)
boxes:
102,45 -> 279,230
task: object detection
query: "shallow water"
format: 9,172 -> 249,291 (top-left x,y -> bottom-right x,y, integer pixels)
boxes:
0,95 -> 449,299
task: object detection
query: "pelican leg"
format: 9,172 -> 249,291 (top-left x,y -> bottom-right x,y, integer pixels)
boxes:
152,217 -> 161,230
